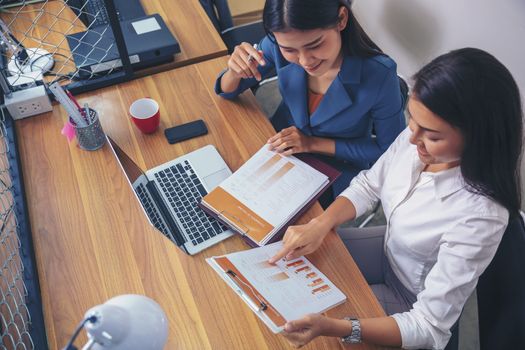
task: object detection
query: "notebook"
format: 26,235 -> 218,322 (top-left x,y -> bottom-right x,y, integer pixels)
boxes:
199,146 -> 340,247
106,136 -> 234,255
207,241 -> 347,333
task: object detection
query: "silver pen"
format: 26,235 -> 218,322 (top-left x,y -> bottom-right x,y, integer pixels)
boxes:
226,269 -> 266,312
84,103 -> 89,122
247,43 -> 259,63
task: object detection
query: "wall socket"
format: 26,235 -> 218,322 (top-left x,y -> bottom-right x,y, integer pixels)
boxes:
4,85 -> 53,120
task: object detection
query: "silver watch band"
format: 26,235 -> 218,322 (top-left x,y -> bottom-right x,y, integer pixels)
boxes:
341,317 -> 362,344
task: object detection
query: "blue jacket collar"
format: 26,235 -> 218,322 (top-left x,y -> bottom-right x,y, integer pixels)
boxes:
278,56 -> 363,130
278,63 -> 310,132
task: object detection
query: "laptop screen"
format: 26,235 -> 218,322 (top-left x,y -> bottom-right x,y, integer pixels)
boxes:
106,136 -> 144,185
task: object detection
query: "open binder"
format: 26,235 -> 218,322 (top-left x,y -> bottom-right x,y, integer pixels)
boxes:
206,242 -> 347,333
199,147 -> 340,247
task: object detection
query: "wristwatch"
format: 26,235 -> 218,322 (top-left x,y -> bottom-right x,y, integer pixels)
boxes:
341,317 -> 362,344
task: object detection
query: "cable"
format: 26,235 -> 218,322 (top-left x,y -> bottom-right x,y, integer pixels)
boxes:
62,315 -> 98,350
7,32 -> 29,65
29,52 -> 53,72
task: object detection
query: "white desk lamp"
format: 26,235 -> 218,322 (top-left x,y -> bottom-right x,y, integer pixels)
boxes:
63,294 -> 168,350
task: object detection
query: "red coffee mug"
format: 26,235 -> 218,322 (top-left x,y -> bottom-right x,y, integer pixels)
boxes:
129,98 -> 160,134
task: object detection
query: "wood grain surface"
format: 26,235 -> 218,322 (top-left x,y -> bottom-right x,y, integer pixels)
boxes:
15,56 -> 387,349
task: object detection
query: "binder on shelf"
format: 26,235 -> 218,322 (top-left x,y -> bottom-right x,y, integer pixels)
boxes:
206,242 -> 347,333
199,146 -> 340,247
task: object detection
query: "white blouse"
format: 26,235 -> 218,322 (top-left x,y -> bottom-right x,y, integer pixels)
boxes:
340,128 -> 508,349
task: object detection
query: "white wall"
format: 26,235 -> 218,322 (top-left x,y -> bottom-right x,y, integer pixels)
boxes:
353,0 -> 525,206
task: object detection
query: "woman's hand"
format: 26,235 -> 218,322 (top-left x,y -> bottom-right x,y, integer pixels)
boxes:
269,217 -> 332,263
282,314 -> 332,348
267,126 -> 312,156
227,42 -> 265,81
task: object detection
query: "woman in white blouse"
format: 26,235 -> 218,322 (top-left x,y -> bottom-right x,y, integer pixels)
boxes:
269,48 -> 523,349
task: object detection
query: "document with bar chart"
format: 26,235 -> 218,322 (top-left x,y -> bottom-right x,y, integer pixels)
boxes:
207,241 -> 347,333
200,146 -> 333,246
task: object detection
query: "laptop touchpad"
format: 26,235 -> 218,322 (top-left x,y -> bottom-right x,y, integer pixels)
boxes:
203,168 -> 231,191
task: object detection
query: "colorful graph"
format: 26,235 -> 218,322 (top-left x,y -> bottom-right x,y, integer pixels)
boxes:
312,285 -> 331,295
286,260 -> 304,268
255,261 -> 274,269
294,266 -> 311,274
259,162 -> 295,190
268,272 -> 290,282
308,278 -> 324,287
305,272 -> 317,279
252,154 -> 282,178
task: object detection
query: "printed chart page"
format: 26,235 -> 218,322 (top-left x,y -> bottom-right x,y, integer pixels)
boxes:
219,147 -> 328,228
226,241 -> 346,321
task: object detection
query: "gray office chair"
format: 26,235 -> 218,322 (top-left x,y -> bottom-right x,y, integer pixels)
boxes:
199,0 -> 266,54
199,0 -> 276,95
476,212 -> 525,349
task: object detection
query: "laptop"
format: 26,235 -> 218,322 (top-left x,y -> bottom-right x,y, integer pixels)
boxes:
66,14 -> 180,77
66,0 -> 180,77
67,0 -> 146,28
106,136 -> 235,255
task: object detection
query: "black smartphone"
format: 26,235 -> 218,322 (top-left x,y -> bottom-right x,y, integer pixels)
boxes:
164,119 -> 208,144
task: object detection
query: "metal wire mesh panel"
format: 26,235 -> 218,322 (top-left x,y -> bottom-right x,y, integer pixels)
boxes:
0,0 -> 129,92
0,114 -> 32,349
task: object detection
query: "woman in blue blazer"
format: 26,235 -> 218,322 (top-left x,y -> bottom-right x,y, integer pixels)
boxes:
215,0 -> 405,204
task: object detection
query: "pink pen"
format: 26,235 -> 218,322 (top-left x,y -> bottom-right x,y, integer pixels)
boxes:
65,90 -> 86,118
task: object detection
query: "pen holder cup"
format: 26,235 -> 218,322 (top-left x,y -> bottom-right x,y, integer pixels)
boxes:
70,108 -> 106,151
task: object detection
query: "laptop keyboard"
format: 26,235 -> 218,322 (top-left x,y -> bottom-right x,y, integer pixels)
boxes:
85,0 -> 121,27
154,160 -> 227,246
136,183 -> 170,238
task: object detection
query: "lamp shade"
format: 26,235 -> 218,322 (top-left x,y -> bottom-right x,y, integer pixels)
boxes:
83,294 -> 168,350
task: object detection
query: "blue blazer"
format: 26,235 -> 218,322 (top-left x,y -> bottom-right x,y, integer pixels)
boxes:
215,36 -> 405,196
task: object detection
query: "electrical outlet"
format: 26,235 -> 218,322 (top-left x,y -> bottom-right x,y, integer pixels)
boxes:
4,85 -> 53,120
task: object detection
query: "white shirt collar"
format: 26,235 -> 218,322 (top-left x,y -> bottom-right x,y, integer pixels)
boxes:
410,150 -> 465,199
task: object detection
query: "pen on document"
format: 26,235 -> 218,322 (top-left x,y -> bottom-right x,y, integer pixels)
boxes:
247,43 -> 259,63
226,270 -> 266,312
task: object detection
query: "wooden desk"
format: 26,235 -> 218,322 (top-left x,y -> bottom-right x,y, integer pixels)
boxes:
15,56 -> 386,349
1,0 -> 227,79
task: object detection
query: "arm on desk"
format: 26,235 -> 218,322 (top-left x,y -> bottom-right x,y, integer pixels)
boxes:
281,313 -> 402,348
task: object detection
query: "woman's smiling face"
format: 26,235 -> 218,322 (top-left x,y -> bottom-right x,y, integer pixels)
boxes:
407,96 -> 465,170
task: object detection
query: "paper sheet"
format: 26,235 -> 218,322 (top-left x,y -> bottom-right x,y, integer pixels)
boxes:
218,147 -> 328,227
224,241 -> 346,322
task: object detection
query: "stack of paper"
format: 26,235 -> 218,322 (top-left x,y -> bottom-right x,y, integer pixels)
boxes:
200,146 -> 329,246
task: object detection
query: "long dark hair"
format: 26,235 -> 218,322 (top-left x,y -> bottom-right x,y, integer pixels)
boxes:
262,0 -> 382,58
413,48 -> 523,218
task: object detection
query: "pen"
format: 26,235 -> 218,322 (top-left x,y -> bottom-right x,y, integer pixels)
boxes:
65,89 -> 87,120
84,103 -> 90,122
49,82 -> 87,127
247,43 -> 259,63
226,270 -> 267,312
